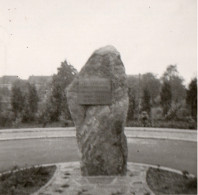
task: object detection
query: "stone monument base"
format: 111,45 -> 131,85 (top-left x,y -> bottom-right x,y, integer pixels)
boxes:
33,162 -> 154,195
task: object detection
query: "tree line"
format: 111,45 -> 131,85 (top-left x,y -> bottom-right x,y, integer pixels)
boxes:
0,61 -> 197,129
0,60 -> 77,127
127,65 -> 197,127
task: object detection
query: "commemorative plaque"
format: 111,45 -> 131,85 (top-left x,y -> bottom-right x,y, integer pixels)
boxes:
78,78 -> 112,105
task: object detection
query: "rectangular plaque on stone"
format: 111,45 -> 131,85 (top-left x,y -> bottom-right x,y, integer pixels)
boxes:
78,78 -> 112,105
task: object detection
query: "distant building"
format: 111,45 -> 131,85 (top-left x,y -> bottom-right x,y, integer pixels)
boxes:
0,75 -> 20,90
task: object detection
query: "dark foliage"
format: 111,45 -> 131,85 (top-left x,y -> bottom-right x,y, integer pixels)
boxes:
142,88 -> 151,115
186,78 -> 197,120
127,88 -> 137,120
48,60 -> 77,121
162,65 -> 186,103
11,84 -> 25,117
22,83 -> 39,122
160,81 -> 172,116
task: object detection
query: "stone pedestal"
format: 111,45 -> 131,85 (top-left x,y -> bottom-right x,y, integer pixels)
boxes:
67,46 -> 129,176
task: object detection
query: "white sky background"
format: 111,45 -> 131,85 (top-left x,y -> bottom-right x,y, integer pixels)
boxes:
0,0 -> 197,84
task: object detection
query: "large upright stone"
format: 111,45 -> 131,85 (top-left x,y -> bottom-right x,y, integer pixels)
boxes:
67,45 -> 129,176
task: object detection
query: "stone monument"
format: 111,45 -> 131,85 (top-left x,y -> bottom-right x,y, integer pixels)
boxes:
67,45 -> 129,176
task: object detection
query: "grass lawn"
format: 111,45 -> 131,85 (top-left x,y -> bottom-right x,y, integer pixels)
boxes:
147,167 -> 197,194
0,165 -> 56,195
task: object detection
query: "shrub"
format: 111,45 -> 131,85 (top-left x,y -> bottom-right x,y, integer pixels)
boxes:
151,107 -> 163,120
140,111 -> 151,127
186,117 -> 196,129
176,107 -> 190,120
12,116 -> 22,128
0,111 -> 15,127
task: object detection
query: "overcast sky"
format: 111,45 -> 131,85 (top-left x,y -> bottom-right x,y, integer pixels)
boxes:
0,0 -> 196,84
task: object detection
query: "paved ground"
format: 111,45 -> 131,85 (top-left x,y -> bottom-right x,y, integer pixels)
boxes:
32,162 -> 154,195
0,127 -> 196,141
0,137 -> 196,175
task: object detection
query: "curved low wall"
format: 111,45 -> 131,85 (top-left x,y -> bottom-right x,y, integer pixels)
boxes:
0,127 -> 196,142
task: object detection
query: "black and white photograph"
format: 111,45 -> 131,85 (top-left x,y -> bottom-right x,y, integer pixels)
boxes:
0,0 -> 197,194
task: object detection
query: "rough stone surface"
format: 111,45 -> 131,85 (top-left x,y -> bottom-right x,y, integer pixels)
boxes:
67,45 -> 129,176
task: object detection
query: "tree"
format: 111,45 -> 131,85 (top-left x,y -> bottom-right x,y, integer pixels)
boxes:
141,73 -> 161,105
127,75 -> 140,120
22,83 -> 39,122
11,85 -> 25,117
36,90 -> 53,126
128,75 -> 141,115
49,60 -> 77,121
142,88 -> 151,115
162,65 -> 178,80
11,80 -> 39,122
127,74 -> 161,111
0,96 -> 2,112
0,87 -> 10,112
186,78 -> 197,119
160,81 -> 172,116
161,65 -> 186,103
27,83 -> 39,114
127,88 -> 137,120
